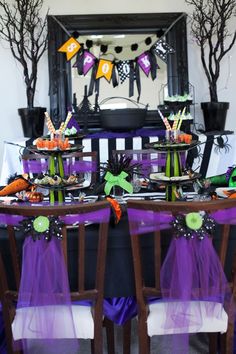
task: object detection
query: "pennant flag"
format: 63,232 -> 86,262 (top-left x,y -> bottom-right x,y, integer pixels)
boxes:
152,38 -> 175,63
137,52 -> 151,77
96,59 -> 114,82
58,37 -> 81,61
73,50 -> 84,75
83,51 -> 96,75
117,60 -> 132,84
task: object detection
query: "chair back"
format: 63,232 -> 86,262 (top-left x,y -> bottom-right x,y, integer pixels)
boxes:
62,151 -> 98,186
112,149 -> 165,177
0,201 -> 110,354
21,151 -> 98,187
127,198 -> 236,353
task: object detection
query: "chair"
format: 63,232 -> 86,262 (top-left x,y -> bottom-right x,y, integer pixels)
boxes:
127,198 -> 236,354
112,149 -> 166,177
0,201 -> 113,354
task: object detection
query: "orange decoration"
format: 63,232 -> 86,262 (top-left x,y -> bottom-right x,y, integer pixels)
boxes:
106,197 -> 122,224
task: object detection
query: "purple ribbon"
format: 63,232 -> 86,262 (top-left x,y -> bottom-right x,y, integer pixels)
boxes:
23,158 -> 97,176
86,128 -> 166,139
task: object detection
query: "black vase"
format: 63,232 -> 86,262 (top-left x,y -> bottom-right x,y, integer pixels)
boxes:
18,107 -> 46,138
201,102 -> 229,132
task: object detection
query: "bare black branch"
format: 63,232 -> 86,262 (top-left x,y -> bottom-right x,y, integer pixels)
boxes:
186,0 -> 236,102
0,0 -> 48,108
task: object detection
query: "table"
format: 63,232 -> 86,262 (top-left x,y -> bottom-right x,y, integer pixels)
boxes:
1,131 -> 236,185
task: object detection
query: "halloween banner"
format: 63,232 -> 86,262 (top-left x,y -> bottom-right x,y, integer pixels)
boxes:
58,36 -> 175,96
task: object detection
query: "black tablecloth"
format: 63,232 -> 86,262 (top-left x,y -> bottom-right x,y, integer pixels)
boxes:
1,215 -> 236,298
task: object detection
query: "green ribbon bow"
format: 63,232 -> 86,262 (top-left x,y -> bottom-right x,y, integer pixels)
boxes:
104,171 -> 133,195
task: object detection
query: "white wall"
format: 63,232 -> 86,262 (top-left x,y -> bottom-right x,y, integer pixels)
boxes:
0,0 -> 235,172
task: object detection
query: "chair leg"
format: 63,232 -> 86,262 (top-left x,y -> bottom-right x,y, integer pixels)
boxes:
208,333 -> 218,354
103,317 -> 115,354
138,319 -> 150,354
221,322 -> 234,354
91,339 -> 95,354
123,320 -> 131,354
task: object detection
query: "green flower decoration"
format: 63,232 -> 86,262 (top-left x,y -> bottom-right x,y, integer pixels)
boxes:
172,211 -> 216,240
185,212 -> 203,230
33,216 -> 50,233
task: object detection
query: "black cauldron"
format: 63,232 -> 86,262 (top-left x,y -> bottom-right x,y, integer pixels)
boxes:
99,97 -> 147,131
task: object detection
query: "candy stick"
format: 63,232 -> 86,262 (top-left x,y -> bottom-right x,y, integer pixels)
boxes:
157,108 -> 172,130
177,107 -> 186,131
57,122 -> 65,135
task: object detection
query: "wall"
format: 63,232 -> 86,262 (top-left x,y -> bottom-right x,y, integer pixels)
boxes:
0,0 -> 235,174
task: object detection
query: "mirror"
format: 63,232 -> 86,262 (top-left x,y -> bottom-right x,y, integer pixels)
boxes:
71,33 -> 167,111
48,13 -> 189,128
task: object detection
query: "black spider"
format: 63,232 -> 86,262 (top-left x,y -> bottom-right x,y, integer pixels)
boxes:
214,135 -> 231,154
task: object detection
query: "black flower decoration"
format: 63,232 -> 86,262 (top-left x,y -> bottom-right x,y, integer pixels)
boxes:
171,211 -> 216,240
20,216 -> 64,241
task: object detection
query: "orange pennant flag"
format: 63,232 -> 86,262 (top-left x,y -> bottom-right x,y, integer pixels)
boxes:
58,37 -> 81,61
96,59 -> 114,82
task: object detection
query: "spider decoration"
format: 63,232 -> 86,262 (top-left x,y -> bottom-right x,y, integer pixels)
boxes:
187,144 -> 203,166
214,135 -> 231,154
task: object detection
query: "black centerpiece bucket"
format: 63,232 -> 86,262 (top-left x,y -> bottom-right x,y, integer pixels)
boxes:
201,102 -> 229,132
18,107 -> 46,138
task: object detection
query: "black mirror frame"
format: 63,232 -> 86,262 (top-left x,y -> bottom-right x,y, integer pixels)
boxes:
47,12 -> 189,127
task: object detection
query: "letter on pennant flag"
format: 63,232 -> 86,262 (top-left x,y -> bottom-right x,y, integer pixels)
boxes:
117,60 -> 133,84
58,37 -> 81,61
137,52 -> 151,77
96,59 -> 114,82
152,38 -> 175,63
83,51 -> 96,75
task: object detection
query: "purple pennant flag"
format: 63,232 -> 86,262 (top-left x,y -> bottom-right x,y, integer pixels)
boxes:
137,52 -> 151,77
83,50 -> 96,75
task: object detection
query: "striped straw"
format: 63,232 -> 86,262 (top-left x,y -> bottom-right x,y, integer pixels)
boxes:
157,108 -> 172,130
45,112 -> 56,134
61,111 -> 72,133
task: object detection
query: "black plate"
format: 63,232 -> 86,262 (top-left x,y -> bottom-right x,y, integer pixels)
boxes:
42,133 -> 85,140
28,143 -> 84,154
145,140 -> 199,152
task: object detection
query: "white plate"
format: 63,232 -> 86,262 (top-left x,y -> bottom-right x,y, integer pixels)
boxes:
0,197 -> 17,204
215,187 -> 236,198
65,180 -> 90,190
150,172 -> 191,182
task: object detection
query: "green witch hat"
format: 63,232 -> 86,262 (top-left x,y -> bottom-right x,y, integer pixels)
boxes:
208,166 -> 236,187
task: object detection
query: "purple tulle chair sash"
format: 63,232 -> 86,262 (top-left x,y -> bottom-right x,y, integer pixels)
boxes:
127,206 -> 236,351
0,208 -> 110,353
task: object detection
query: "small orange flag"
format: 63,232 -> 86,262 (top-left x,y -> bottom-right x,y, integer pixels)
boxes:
58,37 -> 81,61
96,59 -> 114,82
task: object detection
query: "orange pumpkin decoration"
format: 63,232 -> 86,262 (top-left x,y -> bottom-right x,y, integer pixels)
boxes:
25,191 -> 44,203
